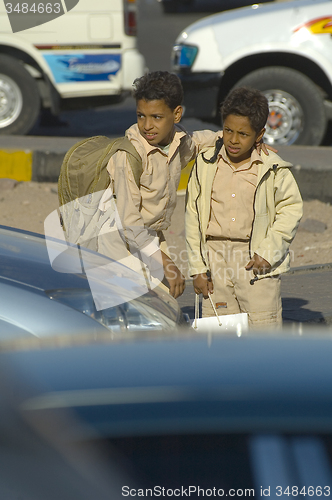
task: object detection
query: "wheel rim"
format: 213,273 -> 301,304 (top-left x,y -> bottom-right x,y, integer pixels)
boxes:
263,90 -> 303,145
0,74 -> 23,128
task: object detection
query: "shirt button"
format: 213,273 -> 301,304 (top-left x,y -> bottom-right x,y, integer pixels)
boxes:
231,193 -> 236,198
232,218 -> 235,221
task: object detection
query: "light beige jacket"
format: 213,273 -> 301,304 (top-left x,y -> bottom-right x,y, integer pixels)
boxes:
185,147 -> 303,278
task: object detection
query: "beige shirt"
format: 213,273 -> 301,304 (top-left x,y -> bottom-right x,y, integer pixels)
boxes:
206,146 -> 262,240
107,123 -> 220,255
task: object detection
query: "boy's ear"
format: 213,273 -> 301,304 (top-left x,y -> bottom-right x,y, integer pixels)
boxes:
256,128 -> 266,144
173,105 -> 183,123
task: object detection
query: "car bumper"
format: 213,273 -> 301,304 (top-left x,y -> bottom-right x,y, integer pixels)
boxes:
177,71 -> 222,120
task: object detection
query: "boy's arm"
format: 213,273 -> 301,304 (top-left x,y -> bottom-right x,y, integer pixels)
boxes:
245,253 -> 271,275
193,272 -> 214,298
191,130 -> 222,157
186,173 -> 214,297
109,151 -> 185,297
253,168 -> 303,269
185,163 -> 210,279
108,150 -> 159,255
161,251 -> 185,299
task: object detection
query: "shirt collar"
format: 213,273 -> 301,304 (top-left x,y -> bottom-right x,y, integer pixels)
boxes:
219,145 -> 263,170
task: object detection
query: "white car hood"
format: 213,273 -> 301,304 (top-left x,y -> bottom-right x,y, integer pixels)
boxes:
177,0 -> 327,39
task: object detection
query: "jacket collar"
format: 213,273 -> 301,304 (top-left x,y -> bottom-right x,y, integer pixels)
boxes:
218,145 -> 263,170
198,145 -> 293,189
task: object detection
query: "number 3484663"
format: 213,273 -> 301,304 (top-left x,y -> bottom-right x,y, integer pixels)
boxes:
5,3 -> 61,14
276,486 -> 331,497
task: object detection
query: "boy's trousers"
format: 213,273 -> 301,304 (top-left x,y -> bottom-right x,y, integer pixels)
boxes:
202,239 -> 282,329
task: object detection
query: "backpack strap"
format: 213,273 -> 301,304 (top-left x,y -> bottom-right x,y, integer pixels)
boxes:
98,136 -> 143,190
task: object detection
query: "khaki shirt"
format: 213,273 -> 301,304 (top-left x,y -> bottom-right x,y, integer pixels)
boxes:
107,123 -> 220,256
206,147 -> 262,240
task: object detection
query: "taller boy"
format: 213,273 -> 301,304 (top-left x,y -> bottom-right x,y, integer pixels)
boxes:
106,71 -> 219,298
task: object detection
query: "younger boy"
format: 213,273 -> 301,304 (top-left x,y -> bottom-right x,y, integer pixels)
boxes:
185,87 -> 303,328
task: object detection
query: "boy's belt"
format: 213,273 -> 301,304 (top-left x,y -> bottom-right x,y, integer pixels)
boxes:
206,235 -> 249,242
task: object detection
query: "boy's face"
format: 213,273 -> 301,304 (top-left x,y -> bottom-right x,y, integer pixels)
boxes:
136,99 -> 183,147
223,114 -> 265,166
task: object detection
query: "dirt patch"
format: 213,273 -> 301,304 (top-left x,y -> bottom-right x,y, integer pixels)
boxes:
0,181 -> 59,234
290,199 -> 332,268
1,181 -> 331,278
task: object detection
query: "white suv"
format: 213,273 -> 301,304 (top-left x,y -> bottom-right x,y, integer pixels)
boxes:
172,0 -> 332,145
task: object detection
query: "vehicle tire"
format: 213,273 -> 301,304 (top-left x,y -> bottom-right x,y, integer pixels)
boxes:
233,67 -> 327,146
0,55 -> 41,135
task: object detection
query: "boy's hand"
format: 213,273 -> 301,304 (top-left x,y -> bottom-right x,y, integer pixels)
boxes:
245,253 -> 271,275
161,251 -> 185,299
193,272 -> 214,299
256,140 -> 278,156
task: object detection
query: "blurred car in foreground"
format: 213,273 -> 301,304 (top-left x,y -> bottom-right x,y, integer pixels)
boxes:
0,225 -> 187,338
157,0 -> 274,14
1,331 -> 332,498
172,0 -> 332,145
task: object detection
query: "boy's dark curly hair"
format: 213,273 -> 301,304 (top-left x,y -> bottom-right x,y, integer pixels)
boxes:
132,71 -> 183,110
221,87 -> 269,133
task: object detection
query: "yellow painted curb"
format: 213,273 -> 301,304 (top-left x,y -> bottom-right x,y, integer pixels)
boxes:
178,159 -> 194,191
0,150 -> 32,182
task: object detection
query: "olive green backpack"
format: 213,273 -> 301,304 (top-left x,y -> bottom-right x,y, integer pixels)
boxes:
58,135 -> 142,251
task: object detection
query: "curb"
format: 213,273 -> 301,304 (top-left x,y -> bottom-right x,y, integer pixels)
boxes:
287,262 -> 332,275
0,141 -> 195,188
0,136 -> 80,183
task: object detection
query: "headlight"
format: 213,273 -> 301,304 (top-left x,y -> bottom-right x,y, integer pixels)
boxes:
46,287 -> 181,334
172,44 -> 198,70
